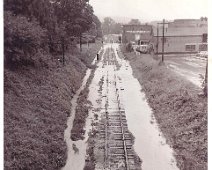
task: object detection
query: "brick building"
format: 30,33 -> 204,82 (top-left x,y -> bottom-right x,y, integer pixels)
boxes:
122,24 -> 154,44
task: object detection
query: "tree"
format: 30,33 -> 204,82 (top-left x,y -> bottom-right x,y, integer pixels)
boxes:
4,0 -> 100,65
102,17 -> 122,35
113,23 -> 122,34
200,17 -> 207,21
128,19 -> 141,25
102,17 -> 116,35
4,0 -> 32,16
4,11 -> 46,67
5,0 -> 94,38
92,15 -> 102,37
54,0 -> 93,37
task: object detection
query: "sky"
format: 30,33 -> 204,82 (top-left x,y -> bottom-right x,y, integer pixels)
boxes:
90,0 -> 208,22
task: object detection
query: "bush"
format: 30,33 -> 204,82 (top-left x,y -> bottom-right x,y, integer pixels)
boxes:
125,42 -> 133,52
4,12 -> 46,67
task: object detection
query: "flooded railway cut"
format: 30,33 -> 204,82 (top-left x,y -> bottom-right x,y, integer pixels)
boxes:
63,43 -> 179,170
92,45 -> 141,170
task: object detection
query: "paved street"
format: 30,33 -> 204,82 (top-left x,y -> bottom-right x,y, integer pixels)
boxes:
165,54 -> 207,88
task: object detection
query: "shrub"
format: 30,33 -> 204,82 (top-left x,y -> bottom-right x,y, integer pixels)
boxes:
125,42 -> 133,52
4,12 -> 47,67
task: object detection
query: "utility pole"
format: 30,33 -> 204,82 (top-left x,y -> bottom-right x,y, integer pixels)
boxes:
157,19 -> 169,62
162,19 -> 165,62
156,24 -> 159,54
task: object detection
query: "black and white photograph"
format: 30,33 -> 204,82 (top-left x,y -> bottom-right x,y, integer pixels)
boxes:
2,0 -> 210,170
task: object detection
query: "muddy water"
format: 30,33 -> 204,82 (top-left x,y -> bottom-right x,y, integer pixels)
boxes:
113,44 -> 179,170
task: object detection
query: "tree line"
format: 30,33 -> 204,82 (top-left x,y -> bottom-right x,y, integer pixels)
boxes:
102,17 -> 122,35
101,17 -> 142,35
4,0 -> 102,68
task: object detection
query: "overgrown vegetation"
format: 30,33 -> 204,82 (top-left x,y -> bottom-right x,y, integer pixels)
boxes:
125,42 -> 134,52
4,12 -> 46,68
121,47 -> 207,170
4,0 -> 102,68
4,0 -> 103,169
4,42 -> 102,170
71,74 -> 93,141
71,48 -> 104,141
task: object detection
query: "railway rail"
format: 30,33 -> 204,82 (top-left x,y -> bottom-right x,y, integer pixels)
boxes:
97,47 -> 141,170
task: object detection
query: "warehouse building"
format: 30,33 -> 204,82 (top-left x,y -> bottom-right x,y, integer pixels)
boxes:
153,19 -> 208,54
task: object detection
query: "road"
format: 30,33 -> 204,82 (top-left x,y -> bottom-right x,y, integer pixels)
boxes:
165,54 -> 207,88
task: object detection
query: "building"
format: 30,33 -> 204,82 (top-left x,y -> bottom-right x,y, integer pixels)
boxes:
153,18 -> 208,53
104,34 -> 121,43
168,18 -> 207,28
122,24 -> 154,45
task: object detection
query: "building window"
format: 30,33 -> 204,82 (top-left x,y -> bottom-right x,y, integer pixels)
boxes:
185,44 -> 196,51
202,34 -> 207,43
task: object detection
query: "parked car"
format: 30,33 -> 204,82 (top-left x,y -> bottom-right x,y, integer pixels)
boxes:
196,51 -> 208,58
135,45 -> 149,53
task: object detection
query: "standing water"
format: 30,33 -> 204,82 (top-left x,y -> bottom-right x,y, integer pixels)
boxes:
62,47 -> 105,170
62,69 -> 91,170
113,43 -> 179,170
63,43 -> 179,170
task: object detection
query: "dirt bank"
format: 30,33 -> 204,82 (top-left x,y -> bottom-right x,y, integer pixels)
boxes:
121,48 -> 207,170
4,42 -> 102,170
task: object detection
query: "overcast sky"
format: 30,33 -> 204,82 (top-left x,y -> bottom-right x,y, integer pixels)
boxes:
90,0 -> 208,22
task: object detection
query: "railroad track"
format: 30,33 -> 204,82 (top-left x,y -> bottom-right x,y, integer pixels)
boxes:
98,47 -> 141,170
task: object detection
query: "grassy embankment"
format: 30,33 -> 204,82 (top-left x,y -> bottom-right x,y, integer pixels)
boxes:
4,42 -> 102,170
121,47 -> 207,170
